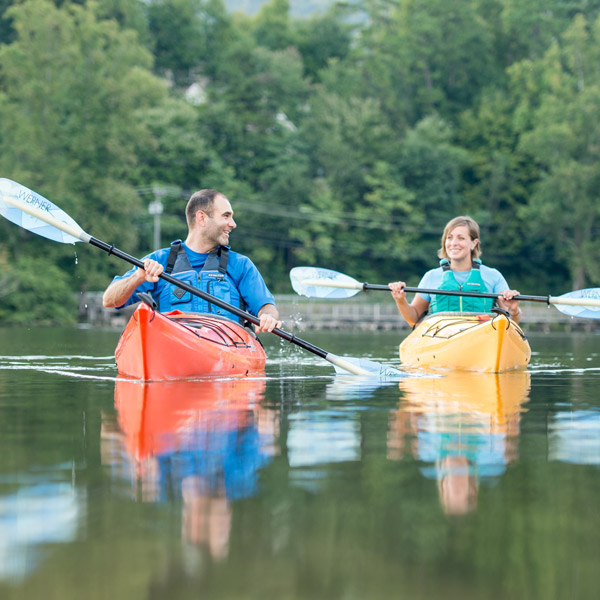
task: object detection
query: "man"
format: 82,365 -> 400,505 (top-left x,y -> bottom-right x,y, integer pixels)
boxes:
103,189 -> 281,333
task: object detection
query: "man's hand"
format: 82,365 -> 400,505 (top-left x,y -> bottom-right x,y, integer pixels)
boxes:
141,258 -> 164,282
255,304 -> 282,333
103,259 -> 164,308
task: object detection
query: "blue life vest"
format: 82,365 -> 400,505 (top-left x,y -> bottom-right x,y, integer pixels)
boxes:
430,259 -> 494,313
157,240 -> 246,323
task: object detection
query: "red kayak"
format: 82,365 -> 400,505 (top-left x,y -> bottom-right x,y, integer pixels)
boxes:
115,302 -> 267,381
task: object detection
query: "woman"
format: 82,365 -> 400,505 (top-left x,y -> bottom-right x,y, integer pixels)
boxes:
389,216 -> 521,326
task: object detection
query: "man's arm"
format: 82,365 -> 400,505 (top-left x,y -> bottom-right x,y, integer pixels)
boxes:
234,257 -> 280,332
102,259 -> 164,309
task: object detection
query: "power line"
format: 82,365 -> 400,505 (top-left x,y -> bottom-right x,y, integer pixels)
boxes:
135,186 -> 445,234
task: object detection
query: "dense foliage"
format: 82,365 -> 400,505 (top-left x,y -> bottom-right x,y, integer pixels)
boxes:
1,0 -> 599,323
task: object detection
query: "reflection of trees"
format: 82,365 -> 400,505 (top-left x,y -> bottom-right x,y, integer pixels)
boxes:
388,371 -> 530,515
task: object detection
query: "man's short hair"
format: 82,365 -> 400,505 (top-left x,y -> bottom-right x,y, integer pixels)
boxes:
186,189 -> 221,228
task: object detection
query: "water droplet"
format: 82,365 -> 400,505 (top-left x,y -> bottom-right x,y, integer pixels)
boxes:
74,252 -> 78,265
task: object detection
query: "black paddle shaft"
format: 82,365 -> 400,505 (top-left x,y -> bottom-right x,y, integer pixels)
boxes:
362,282 -> 551,304
89,237 -> 329,359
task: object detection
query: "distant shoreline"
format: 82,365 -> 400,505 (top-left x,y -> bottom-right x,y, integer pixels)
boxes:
76,292 -> 600,332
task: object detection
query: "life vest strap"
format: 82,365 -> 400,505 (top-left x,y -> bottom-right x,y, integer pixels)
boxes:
165,240 -> 229,275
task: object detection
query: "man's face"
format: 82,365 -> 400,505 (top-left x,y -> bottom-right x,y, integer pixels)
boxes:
203,194 -> 236,247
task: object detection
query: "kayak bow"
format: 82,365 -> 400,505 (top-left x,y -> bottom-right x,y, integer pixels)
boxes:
116,302 -> 266,380
399,312 -> 531,373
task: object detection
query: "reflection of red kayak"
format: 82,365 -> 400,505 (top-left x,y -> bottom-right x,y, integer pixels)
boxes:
115,302 -> 267,380
114,377 -> 267,460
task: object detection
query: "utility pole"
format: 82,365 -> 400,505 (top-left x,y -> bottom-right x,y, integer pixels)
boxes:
148,187 -> 164,249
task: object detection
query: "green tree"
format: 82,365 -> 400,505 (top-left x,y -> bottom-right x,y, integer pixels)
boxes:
381,115 -> 469,278
135,98 -> 213,189
251,0 -> 294,51
293,6 -> 353,81
498,0 -> 600,65
0,0 -> 15,44
0,0 -> 172,299
456,90 -> 553,289
147,0 -> 207,85
146,0 -> 234,83
201,29 -> 309,181
296,72 -> 402,278
512,14 -> 600,288
0,256 -> 78,324
96,0 -> 151,44
356,0 -> 498,124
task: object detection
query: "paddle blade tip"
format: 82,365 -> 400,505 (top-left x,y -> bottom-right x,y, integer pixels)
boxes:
289,266 -> 361,299
554,288 -> 600,319
0,178 -> 84,244
331,356 -> 406,380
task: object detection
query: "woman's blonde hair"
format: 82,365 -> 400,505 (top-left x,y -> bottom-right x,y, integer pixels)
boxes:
437,216 -> 482,260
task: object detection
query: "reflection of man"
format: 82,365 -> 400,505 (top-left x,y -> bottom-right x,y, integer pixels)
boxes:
182,476 -> 232,561
100,402 -> 279,560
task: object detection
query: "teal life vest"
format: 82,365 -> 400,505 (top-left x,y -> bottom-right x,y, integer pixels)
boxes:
157,240 -> 246,323
430,259 -> 494,313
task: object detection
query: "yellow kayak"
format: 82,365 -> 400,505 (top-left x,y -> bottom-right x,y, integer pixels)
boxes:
399,312 -> 531,373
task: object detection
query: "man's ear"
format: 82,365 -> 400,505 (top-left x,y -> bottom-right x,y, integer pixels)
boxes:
195,210 -> 207,227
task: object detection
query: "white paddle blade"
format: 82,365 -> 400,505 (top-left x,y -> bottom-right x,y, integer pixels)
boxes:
551,289 -> 600,319
327,353 -> 405,380
0,178 -> 86,244
290,266 -> 362,299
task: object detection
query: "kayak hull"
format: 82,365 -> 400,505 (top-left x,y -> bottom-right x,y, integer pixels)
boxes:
115,302 -> 267,381
399,312 -> 531,373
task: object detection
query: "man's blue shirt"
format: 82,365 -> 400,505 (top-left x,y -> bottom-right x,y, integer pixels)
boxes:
112,243 -> 275,317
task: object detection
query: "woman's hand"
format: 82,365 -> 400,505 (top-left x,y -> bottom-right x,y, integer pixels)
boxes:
497,289 -> 521,321
388,281 -> 407,301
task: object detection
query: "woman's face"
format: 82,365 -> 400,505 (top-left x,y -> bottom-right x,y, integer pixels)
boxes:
445,225 -> 477,262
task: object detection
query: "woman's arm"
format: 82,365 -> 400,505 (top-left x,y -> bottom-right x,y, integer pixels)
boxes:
389,282 -> 430,327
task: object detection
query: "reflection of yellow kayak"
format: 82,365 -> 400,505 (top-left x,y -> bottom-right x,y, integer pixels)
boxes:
392,371 -> 530,515
399,312 -> 531,373
398,370 -> 531,430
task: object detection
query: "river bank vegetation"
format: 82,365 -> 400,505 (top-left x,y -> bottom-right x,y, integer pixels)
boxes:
1,0 -> 599,323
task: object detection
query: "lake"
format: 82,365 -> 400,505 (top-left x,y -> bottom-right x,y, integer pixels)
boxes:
1,325 -> 599,599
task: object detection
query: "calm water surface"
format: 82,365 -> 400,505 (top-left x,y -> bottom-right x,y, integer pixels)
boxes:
0,325 -> 599,599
